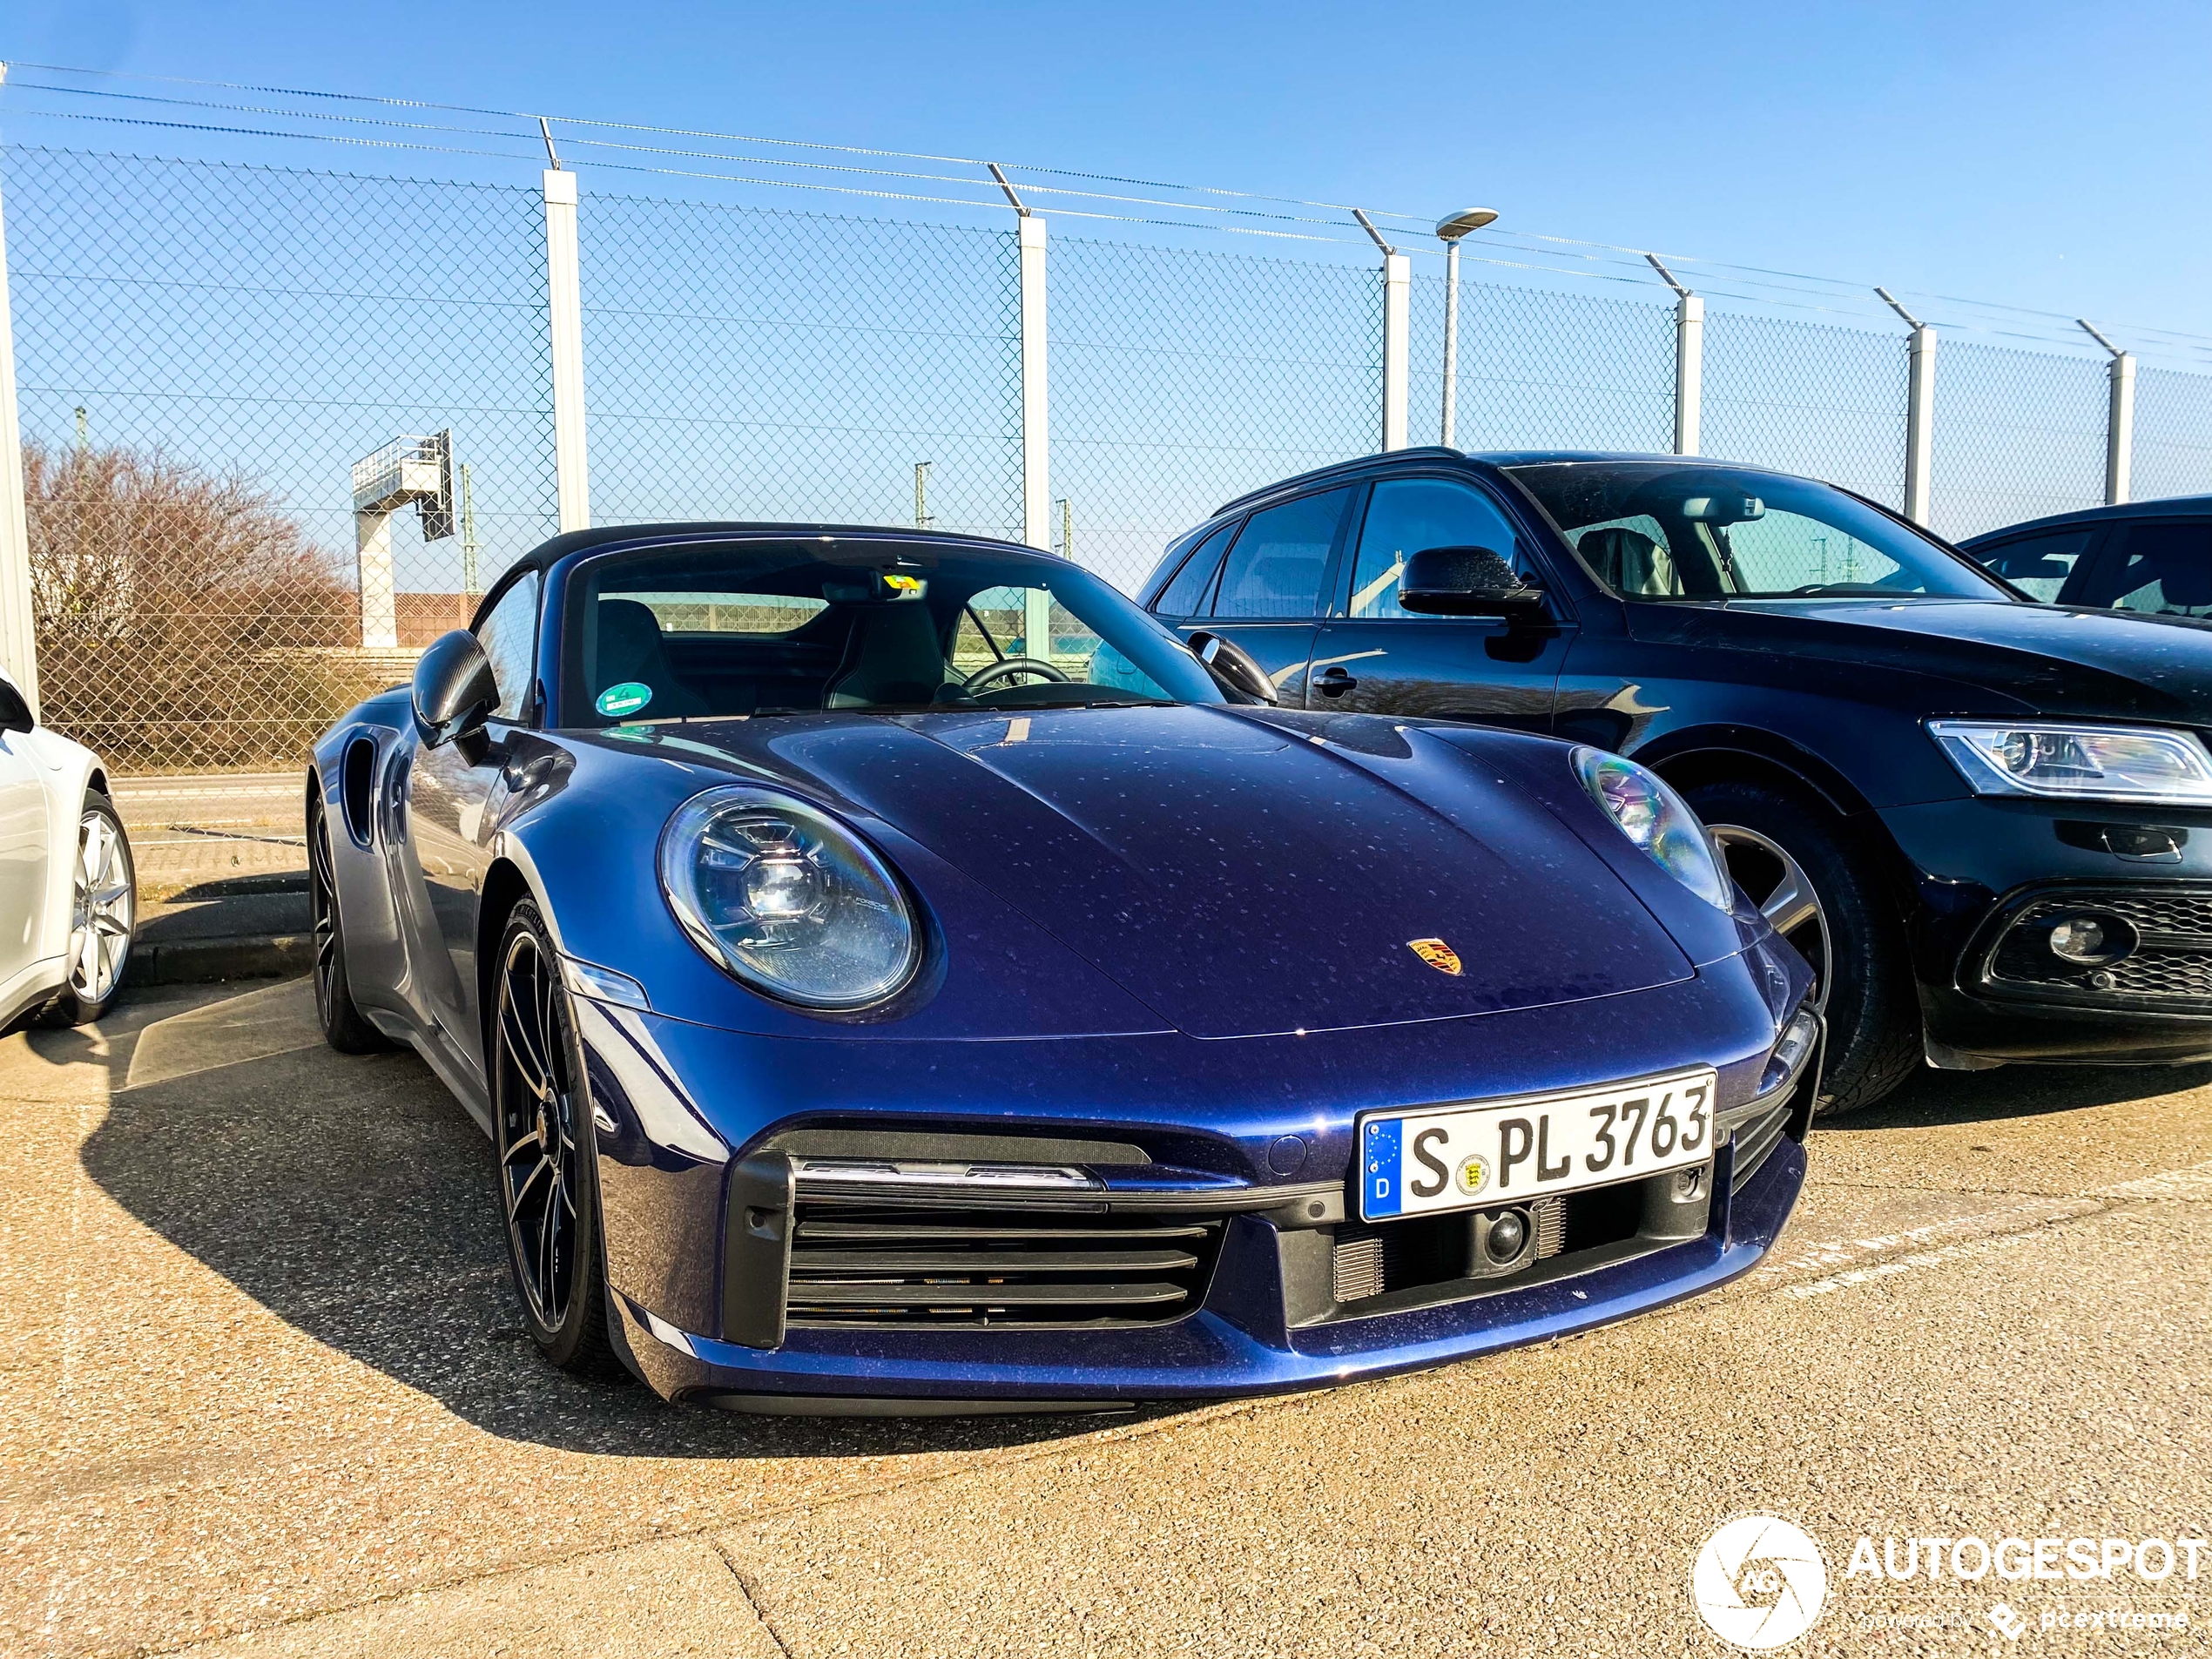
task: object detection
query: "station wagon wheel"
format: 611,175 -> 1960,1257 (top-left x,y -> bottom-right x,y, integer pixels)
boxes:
492,902 -> 619,1376
1683,779 -> 1922,1118
1709,824 -> 1832,1015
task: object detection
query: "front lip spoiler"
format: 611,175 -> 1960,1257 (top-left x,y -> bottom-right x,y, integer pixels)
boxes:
619,1134 -> 1807,1408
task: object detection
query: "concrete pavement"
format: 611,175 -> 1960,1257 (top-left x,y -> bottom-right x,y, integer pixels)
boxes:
3,979 -> 2207,1656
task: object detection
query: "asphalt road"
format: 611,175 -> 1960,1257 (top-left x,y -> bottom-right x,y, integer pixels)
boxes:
3,979 -> 2208,1657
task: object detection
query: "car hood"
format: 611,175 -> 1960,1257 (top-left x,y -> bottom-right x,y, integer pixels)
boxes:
699,705 -> 1695,1040
1629,597 -> 2212,722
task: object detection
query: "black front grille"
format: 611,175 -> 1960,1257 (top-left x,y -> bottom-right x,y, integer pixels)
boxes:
785,1206 -> 1224,1328
1730,1101 -> 1791,1193
1985,890 -> 2212,1006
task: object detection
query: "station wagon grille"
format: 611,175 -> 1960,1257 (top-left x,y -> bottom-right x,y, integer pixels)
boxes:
1985,890 -> 2212,1007
784,1205 -> 1225,1328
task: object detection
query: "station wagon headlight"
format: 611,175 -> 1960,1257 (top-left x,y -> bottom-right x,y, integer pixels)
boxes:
1571,747 -> 1733,912
658,786 -> 920,1009
1926,720 -> 2212,805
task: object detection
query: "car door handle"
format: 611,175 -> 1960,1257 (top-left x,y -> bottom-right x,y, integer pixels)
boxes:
1314,666 -> 1358,696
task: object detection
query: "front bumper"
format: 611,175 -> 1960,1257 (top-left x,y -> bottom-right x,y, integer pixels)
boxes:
570,936 -> 1814,1409
610,1134 -> 1807,1409
1883,798 -> 2212,1064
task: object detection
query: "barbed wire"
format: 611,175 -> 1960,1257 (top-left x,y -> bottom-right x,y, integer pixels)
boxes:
2,59 -> 2209,365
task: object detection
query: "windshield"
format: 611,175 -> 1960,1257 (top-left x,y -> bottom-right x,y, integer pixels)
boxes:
1504,462 -> 2010,602
563,541 -> 1224,725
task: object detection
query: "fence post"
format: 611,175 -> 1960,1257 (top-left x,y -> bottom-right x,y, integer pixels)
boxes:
1381,253 -> 1410,451
1879,289 -> 1937,526
2107,352 -> 2136,505
1675,294 -> 1705,456
1644,257 -> 1701,456
543,166 -> 590,532
1904,327 -> 1937,526
1019,214 -> 1049,550
1439,240 -> 1460,448
1352,212 -> 1410,452
0,162 -> 38,712
2080,321 -> 2134,505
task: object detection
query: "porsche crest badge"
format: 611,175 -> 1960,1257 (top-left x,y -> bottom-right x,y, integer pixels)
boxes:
1406,937 -> 1463,976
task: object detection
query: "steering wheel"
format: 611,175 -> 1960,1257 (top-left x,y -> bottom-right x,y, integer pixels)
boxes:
961,657 -> 1069,694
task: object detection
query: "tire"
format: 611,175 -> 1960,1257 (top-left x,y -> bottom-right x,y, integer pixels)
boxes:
43,790 -> 135,1027
491,900 -> 622,1378
307,789 -> 393,1055
1682,778 -> 1921,1118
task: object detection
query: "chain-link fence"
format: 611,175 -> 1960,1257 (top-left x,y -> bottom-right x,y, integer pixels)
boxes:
1928,341 -> 2108,543
582,195 -> 1022,540
1408,275 -> 1676,457
5,145 -> 556,771
1703,314 -> 1909,511
1052,237 -> 1380,590
2135,367 -> 2212,505
7,140 -> 2212,779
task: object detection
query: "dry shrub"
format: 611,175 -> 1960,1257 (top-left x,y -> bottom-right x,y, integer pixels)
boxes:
24,440 -> 380,771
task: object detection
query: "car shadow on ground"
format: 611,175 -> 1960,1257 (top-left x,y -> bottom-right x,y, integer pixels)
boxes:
1837,1053 -> 2212,1133
58,979 -> 1182,1460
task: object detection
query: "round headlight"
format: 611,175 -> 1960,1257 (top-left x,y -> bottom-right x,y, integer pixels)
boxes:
658,786 -> 920,1009
1570,747 -> 1733,913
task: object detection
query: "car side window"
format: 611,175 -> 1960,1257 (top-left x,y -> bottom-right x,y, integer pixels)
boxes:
1971,529 -> 2094,602
1154,519 -> 1238,617
0,679 -> 31,734
1211,490 -> 1348,619
475,572 -> 542,722
2086,522 -> 2212,617
1348,479 -> 1527,617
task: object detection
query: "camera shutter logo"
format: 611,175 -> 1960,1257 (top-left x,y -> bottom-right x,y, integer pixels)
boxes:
1691,1515 -> 1828,1649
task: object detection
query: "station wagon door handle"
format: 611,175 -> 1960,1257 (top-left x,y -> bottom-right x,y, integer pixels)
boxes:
1315,666 -> 1359,696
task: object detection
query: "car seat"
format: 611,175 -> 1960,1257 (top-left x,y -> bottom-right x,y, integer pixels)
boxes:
594,598 -> 711,718
1579,526 -> 1681,597
824,601 -> 951,706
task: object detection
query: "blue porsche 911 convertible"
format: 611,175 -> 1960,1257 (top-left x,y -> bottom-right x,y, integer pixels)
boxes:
308,523 -> 1819,1413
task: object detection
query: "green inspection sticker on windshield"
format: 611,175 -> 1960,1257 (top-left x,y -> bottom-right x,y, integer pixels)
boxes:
596,681 -> 653,718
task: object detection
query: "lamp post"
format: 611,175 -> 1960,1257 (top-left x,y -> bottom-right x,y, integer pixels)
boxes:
1433,207 -> 1499,449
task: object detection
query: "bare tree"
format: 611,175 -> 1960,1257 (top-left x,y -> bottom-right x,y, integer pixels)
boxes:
24,440 -> 364,770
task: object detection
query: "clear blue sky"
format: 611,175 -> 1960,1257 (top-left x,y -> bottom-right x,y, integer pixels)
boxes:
4,0 -> 2209,349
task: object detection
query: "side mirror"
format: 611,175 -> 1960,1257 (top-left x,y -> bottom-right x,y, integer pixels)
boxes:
413,629 -> 500,747
1399,545 -> 1548,619
1186,631 -> 1279,705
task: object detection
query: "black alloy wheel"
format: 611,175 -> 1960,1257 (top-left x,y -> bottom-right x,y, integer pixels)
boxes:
493,903 -> 619,1376
307,791 -> 390,1054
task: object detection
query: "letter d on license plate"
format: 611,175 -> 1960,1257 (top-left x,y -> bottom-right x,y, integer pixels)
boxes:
1358,1069 -> 1717,1221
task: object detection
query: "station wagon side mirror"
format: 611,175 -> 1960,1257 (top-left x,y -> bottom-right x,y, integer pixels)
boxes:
1186,631 -> 1280,705
1399,545 -> 1549,619
413,629 -> 499,748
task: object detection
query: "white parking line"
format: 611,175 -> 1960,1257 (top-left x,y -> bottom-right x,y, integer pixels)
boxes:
1757,1157 -> 2212,1303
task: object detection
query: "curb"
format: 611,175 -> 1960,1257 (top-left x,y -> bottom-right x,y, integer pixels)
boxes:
125,934 -> 314,988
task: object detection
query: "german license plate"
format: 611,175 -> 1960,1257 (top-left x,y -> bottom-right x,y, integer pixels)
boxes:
1357,1069 -> 1718,1222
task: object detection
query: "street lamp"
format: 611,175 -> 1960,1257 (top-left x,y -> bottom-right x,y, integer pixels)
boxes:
1434,207 -> 1499,448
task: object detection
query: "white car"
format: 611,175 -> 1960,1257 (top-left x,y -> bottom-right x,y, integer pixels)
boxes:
0,666 -> 134,1029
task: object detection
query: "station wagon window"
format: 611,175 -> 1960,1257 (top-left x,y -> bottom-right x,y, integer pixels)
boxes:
1153,519 -> 1238,617
1508,462 -> 2006,601
1211,489 -> 1348,618
475,572 -> 540,722
1973,528 -> 2094,602
1347,479 -> 1526,618
2083,521 -> 2212,617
